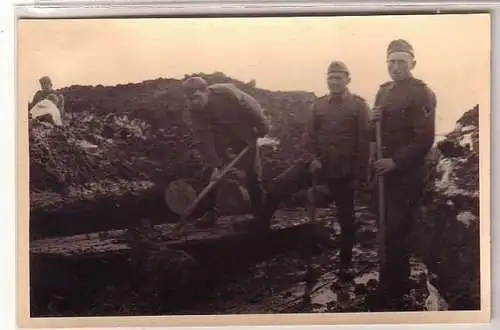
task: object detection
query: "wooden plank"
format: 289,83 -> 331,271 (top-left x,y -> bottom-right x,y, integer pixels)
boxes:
30,208 -> 334,258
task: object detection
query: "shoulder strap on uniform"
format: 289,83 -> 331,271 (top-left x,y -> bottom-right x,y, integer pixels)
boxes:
351,93 -> 366,103
410,78 -> 427,86
208,83 -> 243,103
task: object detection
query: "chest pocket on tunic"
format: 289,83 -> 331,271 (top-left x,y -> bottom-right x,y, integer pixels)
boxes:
380,92 -> 412,134
314,105 -> 357,152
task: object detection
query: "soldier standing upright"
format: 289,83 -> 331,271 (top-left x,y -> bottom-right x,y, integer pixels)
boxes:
181,76 -> 269,228
255,61 -> 371,278
368,39 -> 437,310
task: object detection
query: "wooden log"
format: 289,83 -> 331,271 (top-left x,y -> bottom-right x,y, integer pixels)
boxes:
29,186 -> 174,239
29,209 -> 335,317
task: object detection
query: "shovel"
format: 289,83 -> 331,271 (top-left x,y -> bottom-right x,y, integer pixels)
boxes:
167,146 -> 249,237
375,119 -> 386,271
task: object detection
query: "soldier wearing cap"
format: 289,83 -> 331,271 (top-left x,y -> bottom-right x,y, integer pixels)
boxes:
28,76 -> 65,120
368,39 -> 437,310
255,61 -> 371,278
181,76 -> 270,228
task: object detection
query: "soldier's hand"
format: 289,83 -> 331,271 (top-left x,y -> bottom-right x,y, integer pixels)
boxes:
309,159 -> 322,173
371,106 -> 382,121
373,158 -> 396,175
210,167 -> 221,181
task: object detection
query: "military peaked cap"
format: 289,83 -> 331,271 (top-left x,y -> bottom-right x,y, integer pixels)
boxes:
39,76 -> 51,84
327,61 -> 350,75
387,39 -> 415,58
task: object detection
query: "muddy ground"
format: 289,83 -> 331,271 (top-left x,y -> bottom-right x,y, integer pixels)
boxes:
30,206 -> 438,317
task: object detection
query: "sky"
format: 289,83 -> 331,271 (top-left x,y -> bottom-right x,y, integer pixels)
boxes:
17,13 -> 490,135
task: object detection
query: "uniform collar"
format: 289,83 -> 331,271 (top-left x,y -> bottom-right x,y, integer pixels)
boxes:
392,74 -> 415,86
327,88 -> 350,103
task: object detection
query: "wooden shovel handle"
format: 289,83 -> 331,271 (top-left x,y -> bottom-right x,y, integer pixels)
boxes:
375,120 -> 386,266
182,146 -> 249,219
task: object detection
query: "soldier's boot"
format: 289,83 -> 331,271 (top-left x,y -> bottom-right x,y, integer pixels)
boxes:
247,180 -> 264,219
366,289 -> 404,312
338,229 -> 356,281
247,190 -> 281,233
336,216 -> 357,281
194,188 -> 219,229
366,255 -> 411,311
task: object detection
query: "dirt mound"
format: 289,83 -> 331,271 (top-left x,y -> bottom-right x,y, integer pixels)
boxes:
32,72 -> 314,195
412,104 -> 480,310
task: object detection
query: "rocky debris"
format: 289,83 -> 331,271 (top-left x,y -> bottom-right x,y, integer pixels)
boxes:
411,104 -> 480,310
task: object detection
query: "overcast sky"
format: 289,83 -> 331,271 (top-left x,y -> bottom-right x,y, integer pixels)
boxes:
18,13 -> 490,135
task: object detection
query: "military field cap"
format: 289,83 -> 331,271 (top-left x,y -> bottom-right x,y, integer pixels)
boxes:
39,76 -> 51,84
387,39 -> 415,58
327,61 -> 350,75
182,76 -> 208,91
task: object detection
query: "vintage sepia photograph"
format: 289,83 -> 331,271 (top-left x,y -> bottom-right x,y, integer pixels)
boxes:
17,12 -> 491,327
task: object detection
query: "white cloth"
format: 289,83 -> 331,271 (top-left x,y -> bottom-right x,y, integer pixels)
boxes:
29,98 -> 63,126
387,51 -> 414,62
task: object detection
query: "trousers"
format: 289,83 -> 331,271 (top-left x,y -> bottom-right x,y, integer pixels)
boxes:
372,174 -> 424,300
258,161 -> 357,266
196,144 -> 264,217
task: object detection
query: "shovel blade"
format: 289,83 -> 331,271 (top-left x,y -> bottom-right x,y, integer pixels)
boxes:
165,179 -> 197,216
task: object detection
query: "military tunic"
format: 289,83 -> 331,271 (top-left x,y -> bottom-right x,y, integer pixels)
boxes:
302,90 -> 371,180
370,76 -> 436,301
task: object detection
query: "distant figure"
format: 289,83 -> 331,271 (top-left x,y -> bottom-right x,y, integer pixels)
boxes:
367,39 -> 437,311
256,61 -> 372,279
181,76 -> 270,228
28,76 -> 65,124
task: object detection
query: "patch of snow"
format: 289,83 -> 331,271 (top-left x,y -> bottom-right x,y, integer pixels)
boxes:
439,183 -> 479,198
311,288 -> 337,312
354,271 -> 378,285
460,125 -> 476,133
456,211 -> 478,228
258,136 -> 280,146
458,132 -> 473,149
434,157 -> 479,198
435,158 -> 455,190
425,281 -> 449,311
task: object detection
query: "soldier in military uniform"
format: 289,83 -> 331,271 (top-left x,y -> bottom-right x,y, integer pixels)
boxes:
181,76 -> 270,228
255,61 -> 371,276
368,39 -> 437,310
28,76 -> 65,119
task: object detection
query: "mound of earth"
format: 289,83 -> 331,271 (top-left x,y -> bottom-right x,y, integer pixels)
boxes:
411,104 -> 481,310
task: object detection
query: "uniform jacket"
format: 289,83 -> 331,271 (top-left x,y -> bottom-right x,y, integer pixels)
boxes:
302,89 -> 371,180
189,83 -> 270,169
371,77 -> 436,182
